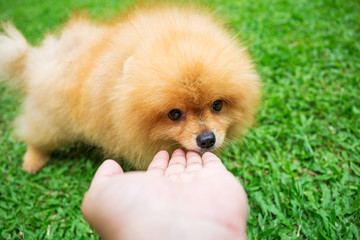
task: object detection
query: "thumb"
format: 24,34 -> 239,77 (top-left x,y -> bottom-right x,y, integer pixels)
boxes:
90,159 -> 124,188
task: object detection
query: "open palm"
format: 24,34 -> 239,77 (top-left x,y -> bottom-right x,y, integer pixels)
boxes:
82,149 -> 248,240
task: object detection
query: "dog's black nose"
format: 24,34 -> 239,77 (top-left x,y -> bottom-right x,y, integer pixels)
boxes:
196,132 -> 216,149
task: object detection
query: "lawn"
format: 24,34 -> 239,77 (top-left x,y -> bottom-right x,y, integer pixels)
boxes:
0,0 -> 359,239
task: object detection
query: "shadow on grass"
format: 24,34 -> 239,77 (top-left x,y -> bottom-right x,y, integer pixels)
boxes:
45,143 -> 135,177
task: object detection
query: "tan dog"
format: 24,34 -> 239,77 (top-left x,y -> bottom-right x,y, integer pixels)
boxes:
0,4 -> 260,173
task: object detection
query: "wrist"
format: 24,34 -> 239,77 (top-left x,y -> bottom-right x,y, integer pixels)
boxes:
114,211 -> 246,240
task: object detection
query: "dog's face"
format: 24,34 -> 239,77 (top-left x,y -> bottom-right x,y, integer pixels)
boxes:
117,33 -> 260,153
154,96 -> 232,153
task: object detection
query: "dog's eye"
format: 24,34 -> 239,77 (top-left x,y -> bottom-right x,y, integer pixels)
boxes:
213,100 -> 222,111
168,109 -> 182,121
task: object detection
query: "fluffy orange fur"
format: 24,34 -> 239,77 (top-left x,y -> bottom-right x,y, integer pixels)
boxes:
0,4 -> 260,173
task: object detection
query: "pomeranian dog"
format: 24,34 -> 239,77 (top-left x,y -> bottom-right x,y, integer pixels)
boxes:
0,4 -> 260,173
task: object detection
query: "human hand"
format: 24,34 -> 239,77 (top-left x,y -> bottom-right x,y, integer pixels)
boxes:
81,149 -> 248,240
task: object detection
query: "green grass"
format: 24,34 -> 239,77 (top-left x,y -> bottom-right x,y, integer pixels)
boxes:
1,0 -> 359,239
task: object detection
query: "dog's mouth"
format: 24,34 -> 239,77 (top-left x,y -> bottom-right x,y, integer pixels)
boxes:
198,146 -> 216,153
179,146 -> 216,154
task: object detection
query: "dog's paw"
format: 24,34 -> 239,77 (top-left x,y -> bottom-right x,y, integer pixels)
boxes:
22,146 -> 49,174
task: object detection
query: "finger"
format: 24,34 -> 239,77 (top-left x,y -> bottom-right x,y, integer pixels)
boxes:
185,151 -> 202,173
202,152 -> 226,170
90,159 -> 124,188
147,150 -> 169,176
165,149 -> 186,177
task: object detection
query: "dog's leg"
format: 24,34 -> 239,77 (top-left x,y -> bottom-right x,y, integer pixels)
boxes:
22,145 -> 50,173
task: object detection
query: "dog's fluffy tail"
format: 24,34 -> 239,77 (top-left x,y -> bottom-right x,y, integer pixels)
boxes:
0,22 -> 29,90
